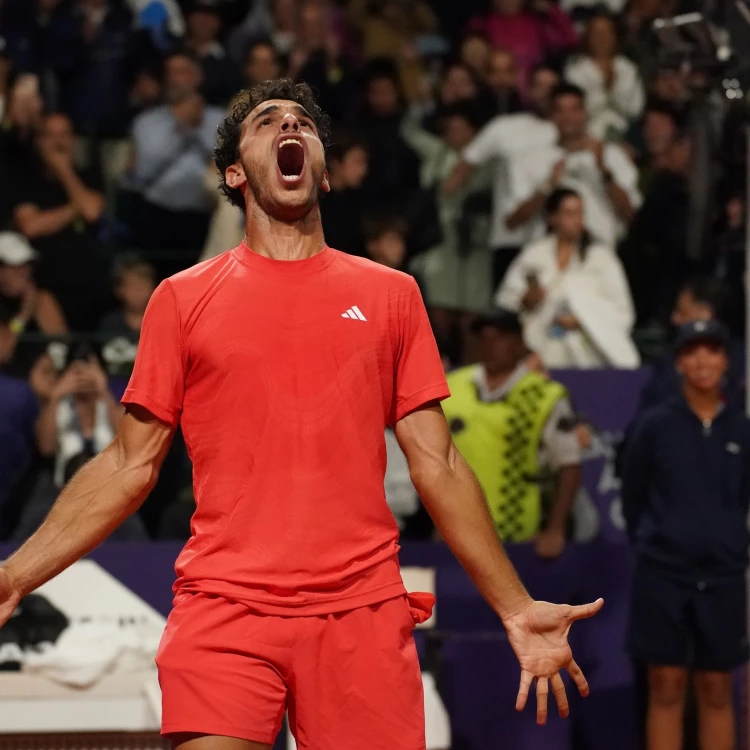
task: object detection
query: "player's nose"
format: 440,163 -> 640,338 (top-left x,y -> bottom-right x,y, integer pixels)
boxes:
280,113 -> 300,133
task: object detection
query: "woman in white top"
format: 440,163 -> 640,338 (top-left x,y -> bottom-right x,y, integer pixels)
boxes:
564,12 -> 644,140
496,188 -> 639,369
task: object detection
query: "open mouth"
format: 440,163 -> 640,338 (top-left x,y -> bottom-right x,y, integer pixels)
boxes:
276,138 -> 305,182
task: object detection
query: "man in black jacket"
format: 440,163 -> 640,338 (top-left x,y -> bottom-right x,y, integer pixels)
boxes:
623,319 -> 750,750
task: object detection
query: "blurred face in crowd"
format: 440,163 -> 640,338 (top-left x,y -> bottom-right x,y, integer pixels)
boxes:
651,68 -> 687,104
272,0 -> 298,31
245,44 -> 282,86
8,74 -> 43,131
476,326 -> 525,375
299,1 -> 327,51
187,9 -> 222,44
29,352 -> 59,401
37,113 -> 75,156
643,110 -> 676,157
366,230 -> 406,269
665,135 -> 692,175
549,194 -> 585,241
225,99 -> 328,221
492,0 -> 524,15
330,145 -> 368,190
0,262 -> 32,297
726,196 -> 744,230
677,341 -> 728,393
585,16 -> 618,59
460,35 -> 491,78
528,67 -> 560,116
118,270 -> 156,315
552,93 -> 587,141
671,289 -> 714,328
165,54 -> 202,103
487,49 -> 518,92
130,69 -> 162,109
367,77 -> 400,116
441,114 -> 476,152
441,64 -> 478,105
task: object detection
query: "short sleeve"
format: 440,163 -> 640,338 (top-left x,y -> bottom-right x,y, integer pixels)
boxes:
390,277 -> 450,425
121,280 -> 185,427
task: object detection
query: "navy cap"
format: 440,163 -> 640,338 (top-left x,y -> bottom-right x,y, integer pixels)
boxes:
470,308 -> 523,336
674,319 -> 729,353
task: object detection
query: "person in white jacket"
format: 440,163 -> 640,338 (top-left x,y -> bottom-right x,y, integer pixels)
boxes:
496,187 -> 639,369
564,12 -> 644,141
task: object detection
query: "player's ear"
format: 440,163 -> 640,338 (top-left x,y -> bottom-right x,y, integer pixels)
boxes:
225,163 -> 247,190
321,170 -> 330,194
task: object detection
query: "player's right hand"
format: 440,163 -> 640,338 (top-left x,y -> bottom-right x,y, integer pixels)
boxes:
0,568 -> 21,630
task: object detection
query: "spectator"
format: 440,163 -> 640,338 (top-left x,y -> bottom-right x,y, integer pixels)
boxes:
129,51 -> 224,255
356,61 -> 420,206
129,64 -> 164,118
99,256 -> 155,340
35,341 -> 123,488
459,33 -> 492,80
11,112 -> 109,330
287,1 -> 354,121
363,213 -> 409,272
184,0 -> 240,106
564,11 -> 645,141
486,48 -> 523,115
444,64 -> 560,285
625,131 -> 695,320
497,188 -> 639,368
0,74 -> 44,169
467,0 -> 577,94
505,83 -> 640,249
319,132 -> 369,257
243,39 -> 282,87
622,319 -> 749,750
442,308 -> 581,557
349,0 -> 439,102
0,232 -> 67,366
638,278 -> 744,410
401,102 -> 494,318
50,0 -> 138,140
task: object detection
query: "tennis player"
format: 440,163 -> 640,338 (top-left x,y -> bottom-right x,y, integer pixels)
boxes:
0,80 -> 602,750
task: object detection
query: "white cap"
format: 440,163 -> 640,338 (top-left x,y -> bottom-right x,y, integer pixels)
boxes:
0,233 -> 38,266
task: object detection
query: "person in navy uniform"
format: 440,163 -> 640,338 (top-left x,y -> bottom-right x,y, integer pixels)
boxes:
622,319 -> 750,750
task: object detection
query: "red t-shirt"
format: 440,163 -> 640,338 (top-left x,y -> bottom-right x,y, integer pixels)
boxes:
123,244 -> 450,615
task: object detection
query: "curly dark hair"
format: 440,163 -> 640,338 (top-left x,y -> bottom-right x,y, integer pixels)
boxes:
213,79 -> 332,210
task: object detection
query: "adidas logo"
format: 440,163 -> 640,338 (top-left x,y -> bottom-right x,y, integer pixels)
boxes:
341,306 -> 367,321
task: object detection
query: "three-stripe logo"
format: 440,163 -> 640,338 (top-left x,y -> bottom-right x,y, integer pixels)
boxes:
341,306 -> 367,321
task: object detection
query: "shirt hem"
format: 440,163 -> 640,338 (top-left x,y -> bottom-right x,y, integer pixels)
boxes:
122,389 -> 180,428
394,384 -> 451,423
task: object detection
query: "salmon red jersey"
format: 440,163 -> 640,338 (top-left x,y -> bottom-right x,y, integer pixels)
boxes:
123,244 -> 450,614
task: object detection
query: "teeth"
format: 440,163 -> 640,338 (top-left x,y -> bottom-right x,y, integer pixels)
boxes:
279,138 -> 302,148
282,174 -> 301,180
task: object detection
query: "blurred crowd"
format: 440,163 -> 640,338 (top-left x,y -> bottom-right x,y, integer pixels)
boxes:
0,0 -> 747,544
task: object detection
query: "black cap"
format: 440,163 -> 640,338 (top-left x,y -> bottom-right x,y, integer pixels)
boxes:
470,308 -> 523,336
674,319 -> 729,353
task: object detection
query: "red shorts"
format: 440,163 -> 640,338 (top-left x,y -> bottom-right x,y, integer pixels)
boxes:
157,590 -> 434,748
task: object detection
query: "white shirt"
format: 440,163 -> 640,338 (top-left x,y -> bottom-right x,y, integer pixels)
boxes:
496,234 -> 639,368
564,56 -> 645,140
463,113 -> 557,248
506,142 -> 641,246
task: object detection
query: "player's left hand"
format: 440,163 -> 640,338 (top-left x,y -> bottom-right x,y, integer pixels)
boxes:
504,598 -> 604,725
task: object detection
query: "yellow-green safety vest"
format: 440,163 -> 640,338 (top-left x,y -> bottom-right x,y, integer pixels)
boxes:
443,366 -> 568,542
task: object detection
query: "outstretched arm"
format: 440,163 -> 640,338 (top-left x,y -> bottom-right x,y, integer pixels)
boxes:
0,405 -> 173,622
394,403 -> 532,620
395,403 -> 603,724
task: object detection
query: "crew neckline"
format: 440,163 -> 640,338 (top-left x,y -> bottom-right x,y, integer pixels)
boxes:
232,242 -> 335,274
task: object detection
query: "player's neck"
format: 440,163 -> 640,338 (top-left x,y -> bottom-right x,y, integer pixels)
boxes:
244,206 -> 327,261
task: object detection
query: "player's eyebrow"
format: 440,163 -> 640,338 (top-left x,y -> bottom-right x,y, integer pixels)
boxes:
292,105 -> 314,123
251,104 -> 279,123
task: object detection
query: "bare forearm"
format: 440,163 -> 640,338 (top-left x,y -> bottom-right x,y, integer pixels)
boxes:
607,183 -> 634,222
36,397 -> 61,456
3,443 -> 155,597
57,168 -> 104,222
506,191 -> 547,231
413,447 -> 532,621
17,205 -> 77,238
547,464 -> 581,532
